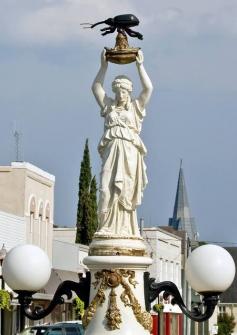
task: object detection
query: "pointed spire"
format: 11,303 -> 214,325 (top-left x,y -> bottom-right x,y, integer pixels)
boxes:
172,164 -> 191,221
169,161 -> 198,243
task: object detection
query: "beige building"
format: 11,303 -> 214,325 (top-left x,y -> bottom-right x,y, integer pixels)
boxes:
0,162 -> 55,334
0,162 -> 90,334
0,161 -> 55,260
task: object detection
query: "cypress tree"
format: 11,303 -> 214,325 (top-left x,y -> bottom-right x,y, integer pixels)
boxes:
76,139 -> 98,245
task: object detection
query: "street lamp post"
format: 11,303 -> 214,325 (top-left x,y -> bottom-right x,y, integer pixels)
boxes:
1,243 -> 236,334
0,244 -> 7,335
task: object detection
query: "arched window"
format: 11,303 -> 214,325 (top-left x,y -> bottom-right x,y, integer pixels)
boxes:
44,203 -> 50,252
38,201 -> 43,246
45,203 -> 50,222
29,196 -> 36,241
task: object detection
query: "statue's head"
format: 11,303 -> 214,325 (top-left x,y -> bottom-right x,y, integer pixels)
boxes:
112,75 -> 133,94
112,76 -> 132,109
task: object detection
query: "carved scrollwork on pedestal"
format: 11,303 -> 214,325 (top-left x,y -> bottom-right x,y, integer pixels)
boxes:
120,273 -> 152,331
82,284 -> 106,328
82,269 -> 152,332
106,288 -> 122,330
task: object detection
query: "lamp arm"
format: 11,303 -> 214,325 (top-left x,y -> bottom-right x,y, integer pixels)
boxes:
16,273 -> 91,320
148,278 -> 219,322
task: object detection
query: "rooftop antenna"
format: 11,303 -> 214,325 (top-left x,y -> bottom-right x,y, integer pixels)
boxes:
13,121 -> 23,162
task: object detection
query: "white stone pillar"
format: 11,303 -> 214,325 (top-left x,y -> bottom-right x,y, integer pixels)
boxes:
83,237 -> 153,335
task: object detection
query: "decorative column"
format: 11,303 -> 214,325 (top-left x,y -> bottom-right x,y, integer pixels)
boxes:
83,239 -> 153,335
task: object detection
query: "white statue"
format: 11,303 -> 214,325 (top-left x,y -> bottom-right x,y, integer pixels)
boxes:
92,49 -> 153,237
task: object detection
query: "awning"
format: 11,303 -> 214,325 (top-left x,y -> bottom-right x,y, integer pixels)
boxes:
42,268 -> 84,300
52,268 -> 81,283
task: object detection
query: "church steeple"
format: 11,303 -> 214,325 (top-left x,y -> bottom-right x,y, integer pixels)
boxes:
169,161 -> 198,244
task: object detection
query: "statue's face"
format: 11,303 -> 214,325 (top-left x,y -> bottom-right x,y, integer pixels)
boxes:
115,87 -> 129,104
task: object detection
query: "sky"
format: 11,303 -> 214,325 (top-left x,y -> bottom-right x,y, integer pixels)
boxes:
0,0 -> 237,244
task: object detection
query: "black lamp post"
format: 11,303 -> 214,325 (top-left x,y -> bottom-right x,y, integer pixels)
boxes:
1,243 -> 236,334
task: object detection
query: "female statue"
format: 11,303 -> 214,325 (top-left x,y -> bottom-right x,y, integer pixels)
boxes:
92,50 -> 153,237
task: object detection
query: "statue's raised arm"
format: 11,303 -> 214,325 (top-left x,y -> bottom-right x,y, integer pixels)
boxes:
136,50 -> 153,110
91,49 -> 110,109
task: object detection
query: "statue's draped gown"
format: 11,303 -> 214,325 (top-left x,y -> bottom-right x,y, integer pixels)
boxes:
97,98 -> 148,236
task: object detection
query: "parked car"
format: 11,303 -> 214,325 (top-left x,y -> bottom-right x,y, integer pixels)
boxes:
19,321 -> 84,335
19,325 -> 50,335
44,322 -> 84,335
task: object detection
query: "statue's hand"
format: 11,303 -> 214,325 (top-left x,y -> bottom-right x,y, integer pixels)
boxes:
101,49 -> 108,67
136,50 -> 144,66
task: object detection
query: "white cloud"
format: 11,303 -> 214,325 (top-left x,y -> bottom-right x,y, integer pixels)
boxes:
159,8 -> 183,22
146,1 -> 237,37
0,0 -> 236,46
0,0 -> 140,45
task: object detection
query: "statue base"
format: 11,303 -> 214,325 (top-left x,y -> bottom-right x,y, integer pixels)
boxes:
83,255 -> 153,335
89,233 -> 147,256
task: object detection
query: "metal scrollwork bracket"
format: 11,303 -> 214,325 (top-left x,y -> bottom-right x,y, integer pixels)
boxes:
16,272 -> 91,320
144,272 -> 219,322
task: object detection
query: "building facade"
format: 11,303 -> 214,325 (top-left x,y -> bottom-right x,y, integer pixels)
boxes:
143,227 -> 183,335
0,162 -> 55,259
0,162 -> 55,334
0,162 -> 89,334
143,227 -> 182,293
217,247 -> 237,335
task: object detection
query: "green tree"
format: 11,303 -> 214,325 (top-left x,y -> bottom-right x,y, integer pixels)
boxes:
0,290 -> 11,310
72,297 -> 85,319
218,313 -> 236,335
76,139 -> 98,245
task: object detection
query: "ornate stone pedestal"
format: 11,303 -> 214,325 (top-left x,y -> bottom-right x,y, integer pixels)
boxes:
83,249 -> 152,335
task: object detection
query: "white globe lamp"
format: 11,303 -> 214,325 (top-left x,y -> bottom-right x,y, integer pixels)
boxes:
2,244 -> 51,292
185,244 -> 236,294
